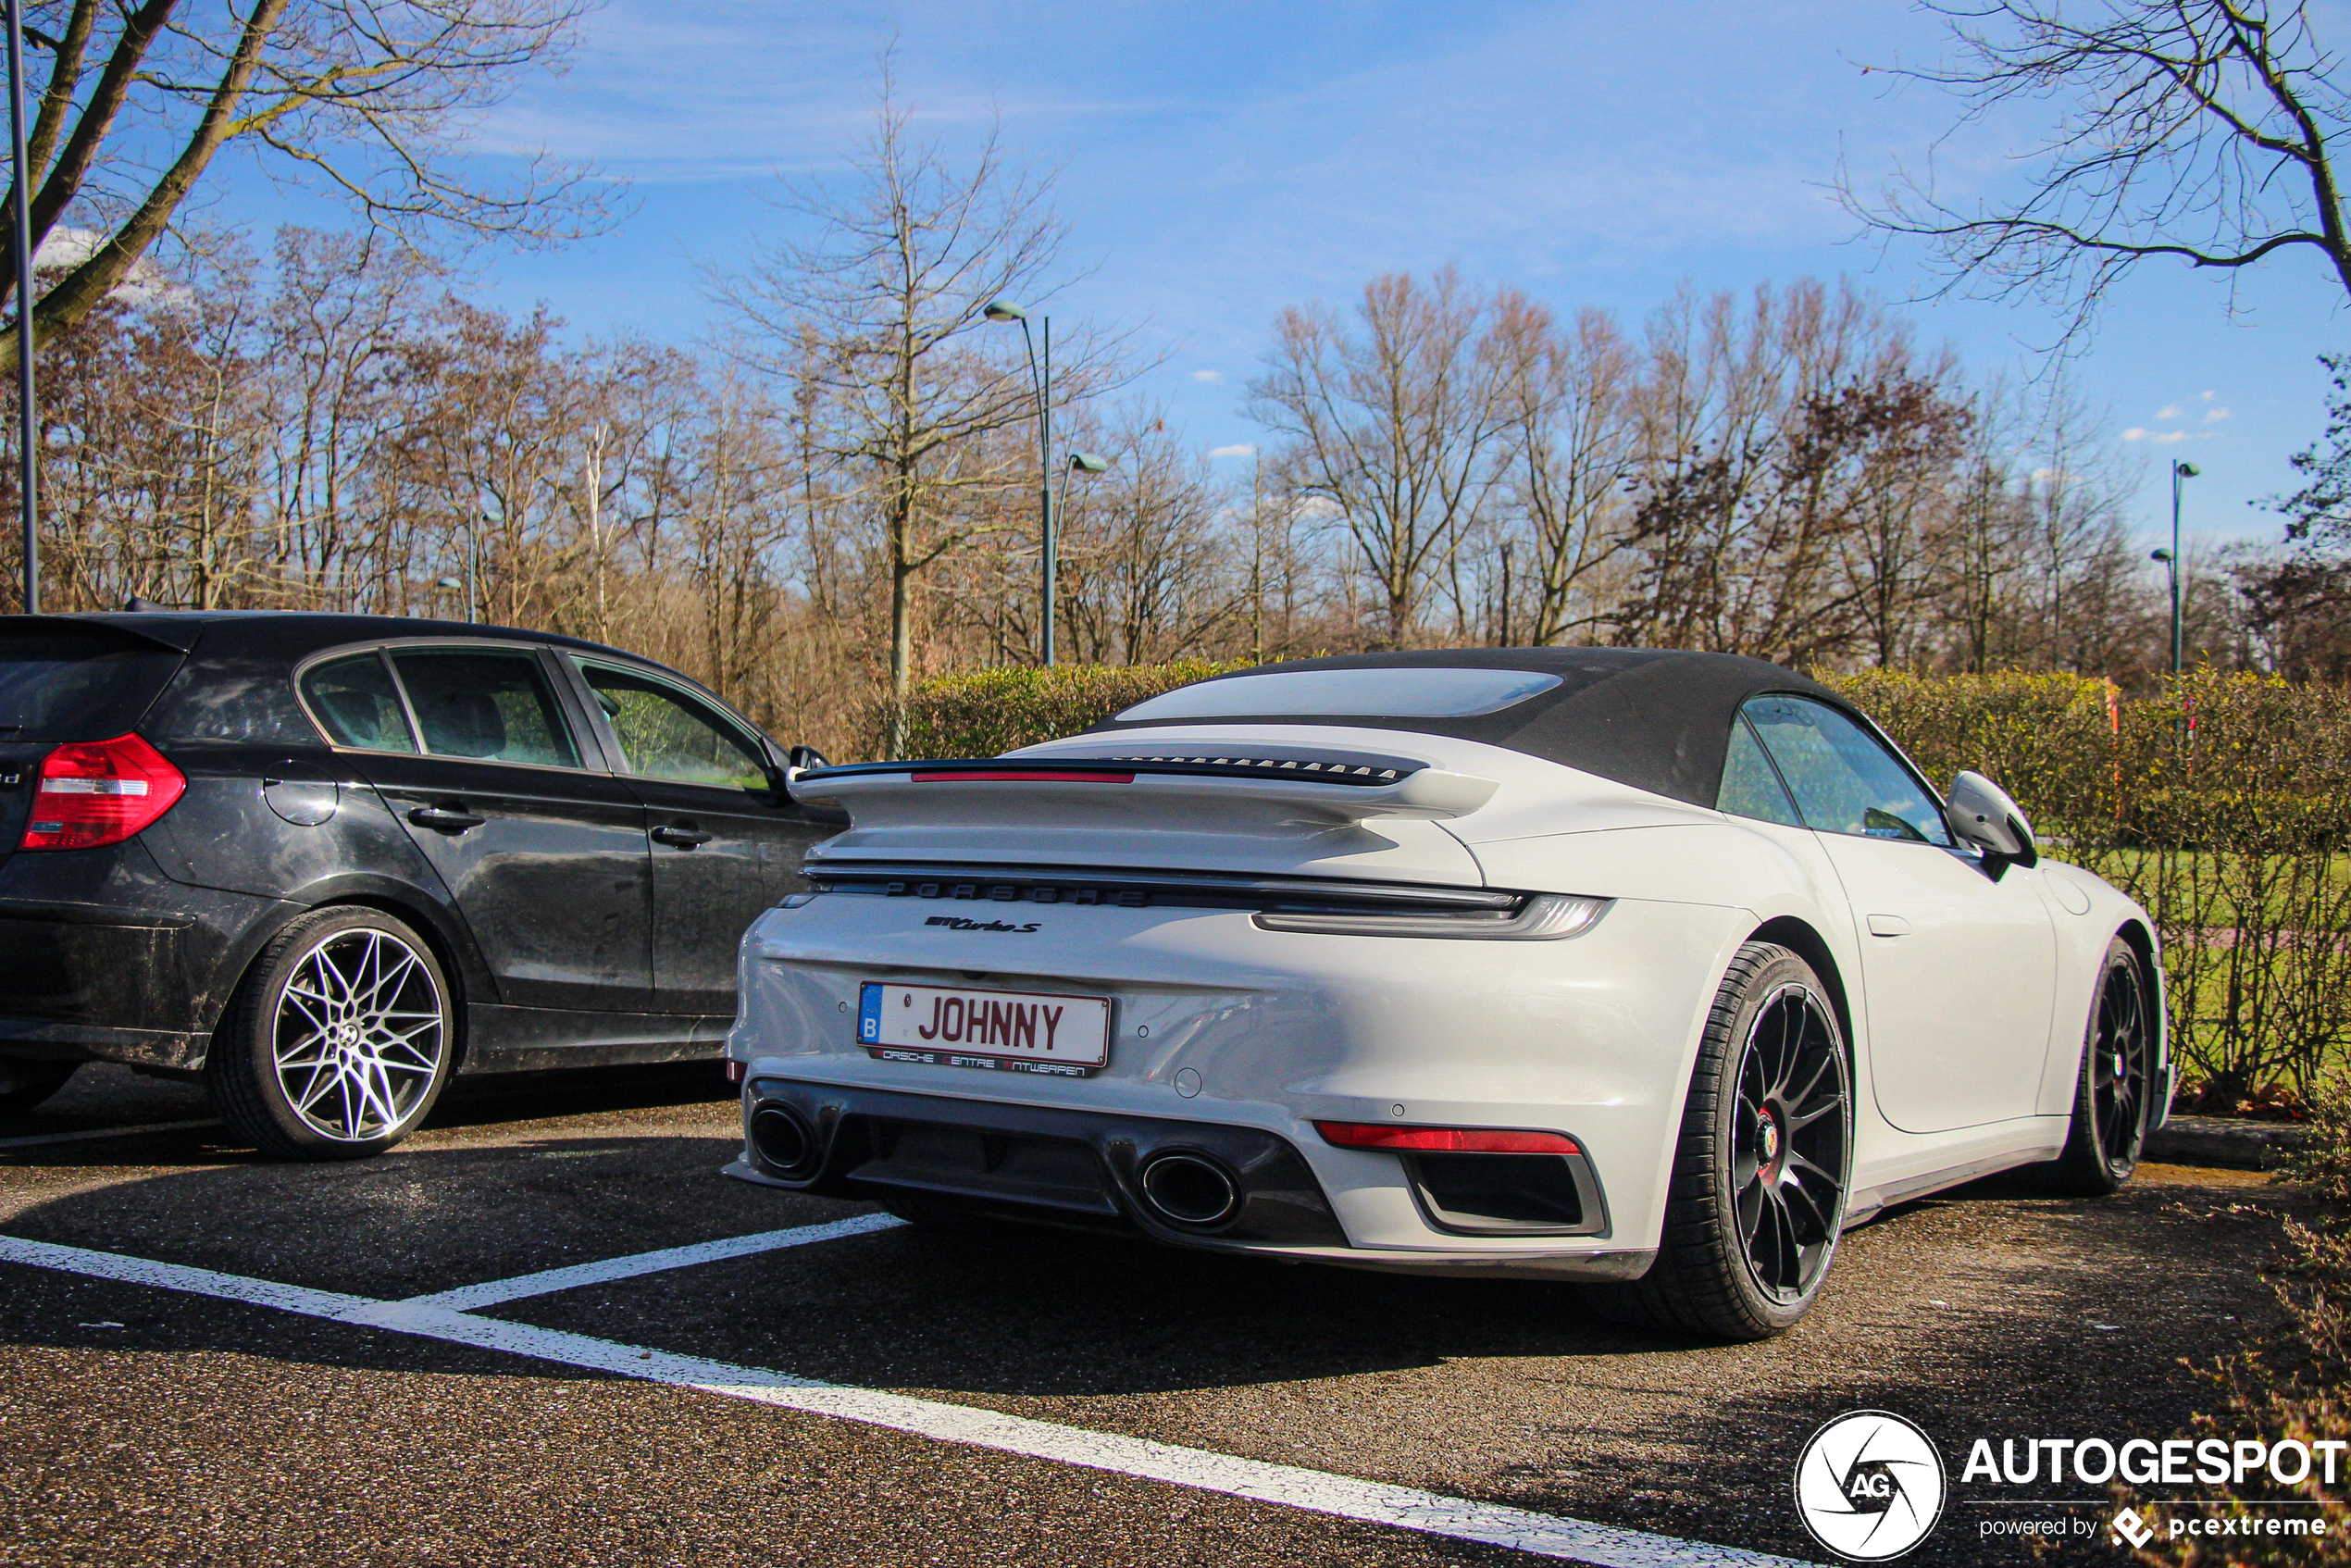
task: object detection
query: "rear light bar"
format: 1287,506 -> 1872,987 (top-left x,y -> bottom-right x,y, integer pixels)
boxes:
1316,1122 -> 1581,1156
19,733 -> 188,852
1256,892 -> 1610,941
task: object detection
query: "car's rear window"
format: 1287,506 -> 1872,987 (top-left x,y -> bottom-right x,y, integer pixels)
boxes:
0,627 -> 184,741
1117,667 -> 1561,722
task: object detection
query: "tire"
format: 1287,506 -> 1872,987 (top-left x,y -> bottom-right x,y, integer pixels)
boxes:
2037,937 -> 2154,1197
205,906 -> 455,1160
1585,941 -> 1853,1340
0,1058 -> 78,1116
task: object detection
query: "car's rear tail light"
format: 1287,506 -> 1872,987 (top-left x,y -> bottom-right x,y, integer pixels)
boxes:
20,733 -> 187,852
1256,892 -> 1610,941
1315,1122 -> 1581,1155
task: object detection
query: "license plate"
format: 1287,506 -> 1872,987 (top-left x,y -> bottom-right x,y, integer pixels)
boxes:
857,981 -> 1112,1076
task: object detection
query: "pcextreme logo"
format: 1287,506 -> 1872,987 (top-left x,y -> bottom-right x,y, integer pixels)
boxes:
1793,1411 -> 1949,1561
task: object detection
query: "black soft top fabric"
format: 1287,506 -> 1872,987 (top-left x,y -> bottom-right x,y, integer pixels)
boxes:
1081,648 -> 1863,808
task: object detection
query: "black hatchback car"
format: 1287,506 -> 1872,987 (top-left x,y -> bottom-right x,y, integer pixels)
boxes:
0,612 -> 836,1157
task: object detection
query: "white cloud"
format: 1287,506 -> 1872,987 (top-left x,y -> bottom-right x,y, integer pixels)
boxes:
2124,428 -> 2191,444
1189,368 -> 1225,383
2205,406 -> 2232,423
2202,390 -> 2217,400
2155,404 -> 2182,420
1209,442 -> 1257,459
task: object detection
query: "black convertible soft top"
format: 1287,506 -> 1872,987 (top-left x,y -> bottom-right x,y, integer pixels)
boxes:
1081,648 -> 1865,809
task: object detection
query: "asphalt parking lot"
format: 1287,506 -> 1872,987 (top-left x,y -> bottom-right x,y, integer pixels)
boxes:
0,1064 -> 2304,1568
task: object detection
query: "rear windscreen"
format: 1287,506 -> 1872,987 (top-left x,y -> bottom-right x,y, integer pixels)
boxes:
0,628 -> 184,741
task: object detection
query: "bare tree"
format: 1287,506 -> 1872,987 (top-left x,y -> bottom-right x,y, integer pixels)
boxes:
0,0 -> 604,373
710,75 -> 1114,744
1846,1 -> 2351,338
1488,294 -> 1641,643
1250,269 -> 1511,644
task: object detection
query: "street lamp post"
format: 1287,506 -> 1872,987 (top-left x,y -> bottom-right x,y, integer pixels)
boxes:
985,299 -> 1111,666
6,0 -> 37,613
2150,547 -> 2177,674
2168,461 -> 2199,676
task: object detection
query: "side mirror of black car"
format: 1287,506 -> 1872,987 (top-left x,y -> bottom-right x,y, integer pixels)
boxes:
787,745 -> 830,774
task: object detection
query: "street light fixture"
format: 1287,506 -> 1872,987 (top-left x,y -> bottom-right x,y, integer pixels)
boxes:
985,299 -> 1113,666
2167,461 -> 2199,676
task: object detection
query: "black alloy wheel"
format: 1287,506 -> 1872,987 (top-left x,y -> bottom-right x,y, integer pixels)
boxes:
1585,940 -> 1853,1340
2043,936 -> 2154,1196
1732,980 -> 1850,1305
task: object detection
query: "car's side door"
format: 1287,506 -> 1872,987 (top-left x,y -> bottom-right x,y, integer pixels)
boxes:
1742,694 -> 2058,1134
564,658 -> 830,1016
304,644 -> 656,1014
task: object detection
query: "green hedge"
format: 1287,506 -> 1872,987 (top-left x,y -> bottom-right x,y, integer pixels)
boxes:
872,661 -> 1249,760
876,660 -> 2351,1095
1826,669 -> 2351,1099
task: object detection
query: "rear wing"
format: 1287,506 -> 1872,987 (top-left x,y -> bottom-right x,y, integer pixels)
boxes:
790,752 -> 1500,827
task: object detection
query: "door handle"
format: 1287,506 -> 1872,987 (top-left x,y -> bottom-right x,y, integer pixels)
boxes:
408,805 -> 486,832
1866,914 -> 1911,937
653,824 -> 713,849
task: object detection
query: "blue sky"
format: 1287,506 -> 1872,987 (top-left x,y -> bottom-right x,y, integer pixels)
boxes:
206,0 -> 2351,550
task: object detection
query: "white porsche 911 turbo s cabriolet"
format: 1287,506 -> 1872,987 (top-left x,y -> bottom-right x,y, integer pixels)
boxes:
724,650 -> 2169,1339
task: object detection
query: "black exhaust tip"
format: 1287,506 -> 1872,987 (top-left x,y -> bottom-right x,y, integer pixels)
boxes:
1138,1151 -> 1241,1228
750,1103 -> 819,1179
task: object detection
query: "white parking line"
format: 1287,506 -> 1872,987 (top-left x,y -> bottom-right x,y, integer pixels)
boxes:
0,1119 -> 219,1152
0,1231 -> 1821,1568
400,1213 -> 908,1310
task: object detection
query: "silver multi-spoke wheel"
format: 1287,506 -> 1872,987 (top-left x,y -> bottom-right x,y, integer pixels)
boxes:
273,927 -> 447,1141
208,907 -> 455,1160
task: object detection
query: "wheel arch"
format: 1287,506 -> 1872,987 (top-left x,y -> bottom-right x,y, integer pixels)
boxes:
205,876 -> 491,1072
1748,914 -> 1856,1061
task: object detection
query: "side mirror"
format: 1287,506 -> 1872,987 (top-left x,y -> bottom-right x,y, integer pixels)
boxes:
778,744 -> 831,789
1946,771 -> 2037,867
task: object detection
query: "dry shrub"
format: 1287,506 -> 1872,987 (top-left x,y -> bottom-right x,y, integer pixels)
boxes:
2129,1079 -> 2351,1565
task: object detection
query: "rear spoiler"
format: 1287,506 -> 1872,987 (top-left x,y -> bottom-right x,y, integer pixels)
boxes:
791,755 -> 1501,824
0,613 -> 203,653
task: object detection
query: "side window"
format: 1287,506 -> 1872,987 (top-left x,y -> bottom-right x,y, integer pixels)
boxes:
1742,695 -> 1950,846
390,650 -> 580,768
1717,716 -> 1800,827
302,653 -> 417,753
578,662 -> 769,789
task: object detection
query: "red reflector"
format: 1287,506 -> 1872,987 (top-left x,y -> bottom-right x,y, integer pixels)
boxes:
20,733 -> 188,852
722,1060 -> 747,1086
914,770 -> 1136,783
1314,1121 -> 1581,1156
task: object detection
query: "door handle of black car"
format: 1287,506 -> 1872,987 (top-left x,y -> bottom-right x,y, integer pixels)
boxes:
409,805 -> 486,832
652,825 -> 712,849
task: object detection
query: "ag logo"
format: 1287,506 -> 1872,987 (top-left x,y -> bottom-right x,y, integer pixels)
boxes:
1793,1410 -> 1947,1561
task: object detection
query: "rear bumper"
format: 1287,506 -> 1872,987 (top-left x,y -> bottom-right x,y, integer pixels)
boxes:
726,1077 -> 1654,1281
0,839 -> 290,1069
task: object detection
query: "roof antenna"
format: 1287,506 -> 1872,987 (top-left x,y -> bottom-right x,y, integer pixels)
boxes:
122,596 -> 168,612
